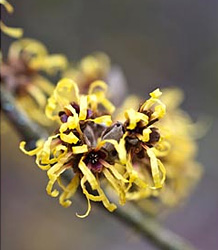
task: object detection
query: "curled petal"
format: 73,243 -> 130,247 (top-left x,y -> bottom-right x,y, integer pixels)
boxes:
26,84 -> 47,107
0,21 -> 23,38
78,160 -> 98,190
104,133 -> 127,164
29,54 -> 68,73
54,78 -> 79,108
72,145 -> 88,154
79,95 -> 88,120
19,140 -> 44,156
0,0 -> 13,13
59,174 -> 80,207
96,185 -> 117,212
103,168 -> 126,205
91,115 -> 112,126
9,38 -> 47,61
76,176 -> 92,218
88,80 -> 107,95
101,160 -> 128,183
150,88 -> 162,98
136,128 -> 152,142
60,131 -> 79,144
125,109 -> 148,130
147,148 -> 166,189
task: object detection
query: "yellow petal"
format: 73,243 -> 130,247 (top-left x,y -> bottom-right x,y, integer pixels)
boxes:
150,88 -> 162,98
72,145 -> 88,154
78,160 -> 98,190
88,80 -> 107,95
59,173 -> 80,208
0,0 -> 14,13
9,39 -> 47,61
96,185 -> 117,212
147,148 -> 165,189
125,109 -> 148,130
0,21 -> 23,38
60,131 -> 79,144
29,54 -> 68,73
91,115 -> 112,126
79,95 -> 88,120
19,140 -> 43,156
104,133 -> 127,164
137,128 -> 152,142
76,176 -> 92,218
101,160 -> 128,183
103,168 -> 126,205
53,78 -> 79,109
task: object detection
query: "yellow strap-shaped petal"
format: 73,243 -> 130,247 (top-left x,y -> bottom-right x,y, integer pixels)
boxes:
151,103 -> 166,119
76,176 -> 92,218
104,133 -> 127,164
29,54 -> 68,73
79,95 -> 88,120
150,88 -> 162,98
136,128 -> 152,142
0,21 -> 23,38
103,168 -> 126,205
40,134 -> 59,164
90,115 -> 112,126
59,173 -> 80,207
19,140 -> 43,156
60,131 -> 79,144
101,160 -> 128,183
53,78 -> 79,108
147,148 -> 165,189
72,145 -> 88,154
0,0 -> 13,13
26,84 -> 47,107
34,76 -> 54,95
9,39 -> 48,61
78,159 -> 98,190
96,185 -> 117,212
88,80 -> 107,95
125,109 -> 148,130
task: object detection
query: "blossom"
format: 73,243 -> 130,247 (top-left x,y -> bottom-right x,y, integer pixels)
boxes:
20,78 -> 130,217
115,88 -> 202,212
1,38 -> 68,126
63,52 -> 110,94
118,89 -> 167,198
0,0 -> 23,38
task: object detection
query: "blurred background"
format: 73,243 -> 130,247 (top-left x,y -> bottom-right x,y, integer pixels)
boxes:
1,0 -> 218,249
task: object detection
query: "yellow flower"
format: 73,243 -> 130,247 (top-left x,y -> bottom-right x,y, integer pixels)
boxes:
20,78 -> 130,217
115,88 -> 202,213
0,0 -> 23,38
1,38 -> 68,126
63,52 -> 110,94
104,89 -> 167,202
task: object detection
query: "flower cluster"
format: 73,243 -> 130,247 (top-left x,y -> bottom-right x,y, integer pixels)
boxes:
1,38 -> 68,126
115,88 -> 202,213
20,78 -> 167,217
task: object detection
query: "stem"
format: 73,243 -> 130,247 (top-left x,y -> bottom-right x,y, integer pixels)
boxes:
0,87 -> 196,250
114,203 -> 195,250
1,86 -> 48,145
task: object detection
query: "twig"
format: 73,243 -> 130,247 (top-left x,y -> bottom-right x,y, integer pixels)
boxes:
114,203 -> 195,250
0,87 -> 197,250
1,86 -> 48,145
